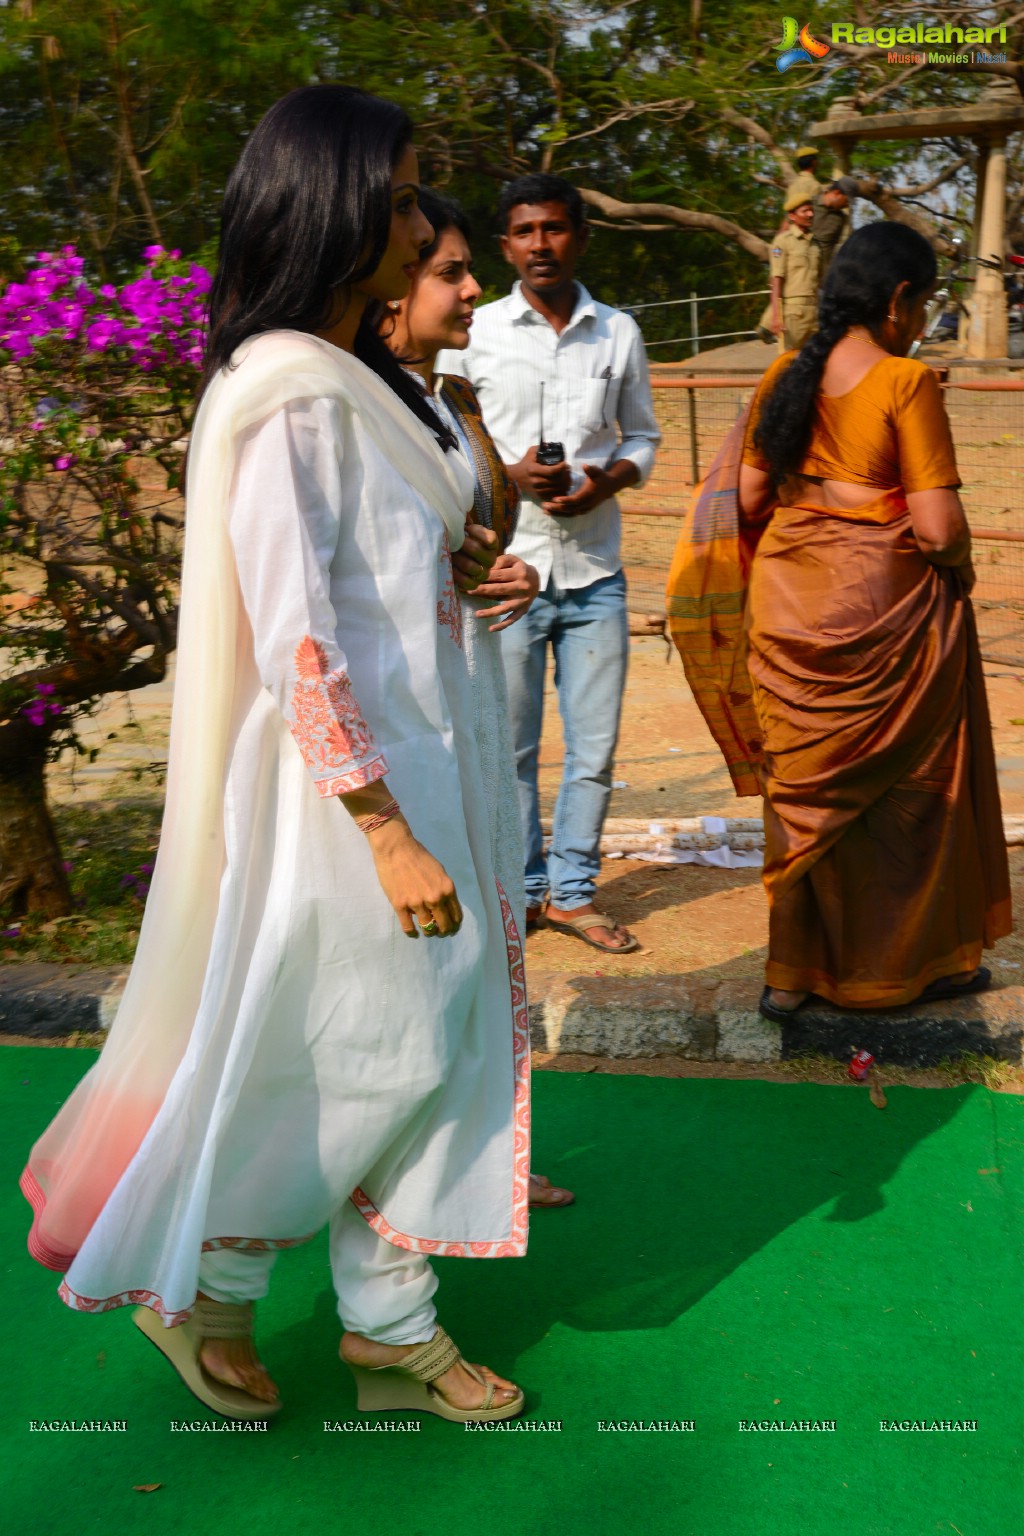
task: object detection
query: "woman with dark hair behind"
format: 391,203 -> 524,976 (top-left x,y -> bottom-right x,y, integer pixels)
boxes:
378,187 -> 573,1208
21,86 -> 527,1424
670,221 -> 1010,1020
743,221 -> 1011,1017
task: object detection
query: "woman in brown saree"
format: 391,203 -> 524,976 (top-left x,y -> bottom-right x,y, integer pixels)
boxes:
672,222 -> 1010,1019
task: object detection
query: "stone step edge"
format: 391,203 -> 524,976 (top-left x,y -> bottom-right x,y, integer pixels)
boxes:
1,964 -> 1020,1069
526,972 -> 1023,1068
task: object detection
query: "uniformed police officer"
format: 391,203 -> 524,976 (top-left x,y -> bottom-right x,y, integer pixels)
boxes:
784,146 -> 822,208
769,192 -> 820,351
755,148 -> 826,346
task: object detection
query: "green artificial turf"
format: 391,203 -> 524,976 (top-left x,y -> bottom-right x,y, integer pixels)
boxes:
3,1049 -> 1022,1536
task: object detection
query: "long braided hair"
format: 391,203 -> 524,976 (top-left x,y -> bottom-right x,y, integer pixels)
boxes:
753,222 -> 937,483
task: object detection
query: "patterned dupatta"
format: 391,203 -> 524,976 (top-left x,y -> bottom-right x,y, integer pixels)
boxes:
665,403 -> 770,798
439,374 -> 520,552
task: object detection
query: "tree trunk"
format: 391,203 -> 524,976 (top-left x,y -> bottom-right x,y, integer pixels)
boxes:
0,727 -> 72,918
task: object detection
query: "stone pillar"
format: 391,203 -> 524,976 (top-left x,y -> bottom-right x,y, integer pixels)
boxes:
961,140 -> 990,347
967,134 -> 1008,359
822,97 -> 860,176
827,137 -> 854,175
970,141 -> 990,261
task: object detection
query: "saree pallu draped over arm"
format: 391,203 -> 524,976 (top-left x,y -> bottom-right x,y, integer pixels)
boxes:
669,355 -> 1011,1008
665,402 -> 770,797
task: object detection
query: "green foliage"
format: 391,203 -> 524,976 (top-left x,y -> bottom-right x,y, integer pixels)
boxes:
0,1 -> 1020,351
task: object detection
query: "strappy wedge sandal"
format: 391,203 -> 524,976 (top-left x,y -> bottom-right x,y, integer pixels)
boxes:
345,1325 -> 525,1424
133,1298 -> 282,1421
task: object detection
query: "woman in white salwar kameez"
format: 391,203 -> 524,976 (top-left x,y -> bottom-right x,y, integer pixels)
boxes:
380,188 -> 574,1210
20,87 -> 528,1424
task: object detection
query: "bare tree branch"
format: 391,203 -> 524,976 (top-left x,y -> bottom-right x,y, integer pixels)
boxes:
847,175 -> 956,252
102,4 -> 163,243
890,156 -> 971,197
716,106 -> 794,181
557,97 -> 695,147
579,187 -> 769,260
587,218 -> 678,231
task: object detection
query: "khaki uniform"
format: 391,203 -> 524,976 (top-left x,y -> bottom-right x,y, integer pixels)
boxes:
785,170 -> 822,207
769,226 -> 821,351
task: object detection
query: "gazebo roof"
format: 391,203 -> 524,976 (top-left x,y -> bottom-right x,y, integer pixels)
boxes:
809,90 -> 1024,144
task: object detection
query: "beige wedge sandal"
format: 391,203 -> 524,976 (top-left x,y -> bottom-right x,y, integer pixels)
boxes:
345,1326 -> 525,1424
133,1298 -> 282,1421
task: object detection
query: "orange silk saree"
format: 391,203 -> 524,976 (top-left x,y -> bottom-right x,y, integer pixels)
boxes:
669,355 -> 1011,1007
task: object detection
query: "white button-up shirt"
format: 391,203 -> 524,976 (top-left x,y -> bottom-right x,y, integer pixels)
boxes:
436,281 -> 660,591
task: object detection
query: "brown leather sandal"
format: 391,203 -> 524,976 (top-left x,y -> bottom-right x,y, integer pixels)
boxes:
543,909 -> 640,953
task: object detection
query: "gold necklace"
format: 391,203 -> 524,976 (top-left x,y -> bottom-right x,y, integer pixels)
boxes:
844,328 -> 891,356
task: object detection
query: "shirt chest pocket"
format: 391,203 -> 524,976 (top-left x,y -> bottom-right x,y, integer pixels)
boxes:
567,371 -> 620,435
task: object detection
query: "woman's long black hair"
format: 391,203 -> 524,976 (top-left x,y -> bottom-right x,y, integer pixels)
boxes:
202,83 -> 452,447
753,221 -> 937,482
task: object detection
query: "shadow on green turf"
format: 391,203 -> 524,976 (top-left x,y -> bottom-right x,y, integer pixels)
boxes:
4,1053 -> 972,1419
260,1073 -> 973,1415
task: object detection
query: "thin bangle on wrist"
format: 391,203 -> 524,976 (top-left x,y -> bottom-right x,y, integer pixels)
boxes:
351,797 -> 402,834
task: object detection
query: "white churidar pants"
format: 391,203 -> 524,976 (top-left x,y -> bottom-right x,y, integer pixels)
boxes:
198,1200 -> 438,1346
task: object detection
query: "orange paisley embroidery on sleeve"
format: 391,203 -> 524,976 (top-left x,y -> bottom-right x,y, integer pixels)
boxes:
290,636 -> 382,783
437,531 -> 464,648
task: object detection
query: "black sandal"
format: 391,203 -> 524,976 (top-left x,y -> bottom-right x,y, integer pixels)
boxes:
914,967 -> 991,1005
758,986 -> 811,1024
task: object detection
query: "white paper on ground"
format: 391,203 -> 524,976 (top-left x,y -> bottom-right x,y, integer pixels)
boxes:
605,845 -> 763,868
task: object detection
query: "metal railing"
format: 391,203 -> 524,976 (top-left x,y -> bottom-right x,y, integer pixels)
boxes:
626,289 -> 770,354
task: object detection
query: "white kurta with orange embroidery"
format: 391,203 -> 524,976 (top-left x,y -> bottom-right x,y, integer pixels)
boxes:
25,335 -> 530,1323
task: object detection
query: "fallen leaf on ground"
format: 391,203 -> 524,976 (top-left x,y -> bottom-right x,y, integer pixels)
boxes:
133,1485 -> 162,1493
869,1079 -> 888,1109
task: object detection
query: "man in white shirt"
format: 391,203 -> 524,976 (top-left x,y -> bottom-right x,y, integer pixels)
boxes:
437,174 -> 659,952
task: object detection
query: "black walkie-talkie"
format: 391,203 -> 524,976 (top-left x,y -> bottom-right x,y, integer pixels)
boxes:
535,383 -> 565,465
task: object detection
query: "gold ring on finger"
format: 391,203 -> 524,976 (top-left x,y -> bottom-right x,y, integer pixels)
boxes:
421,919 -> 440,935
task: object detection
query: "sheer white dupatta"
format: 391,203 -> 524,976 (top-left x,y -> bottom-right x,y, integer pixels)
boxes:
22,331 -> 474,1270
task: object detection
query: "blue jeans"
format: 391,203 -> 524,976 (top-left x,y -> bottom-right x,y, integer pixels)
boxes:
501,569 -> 628,910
